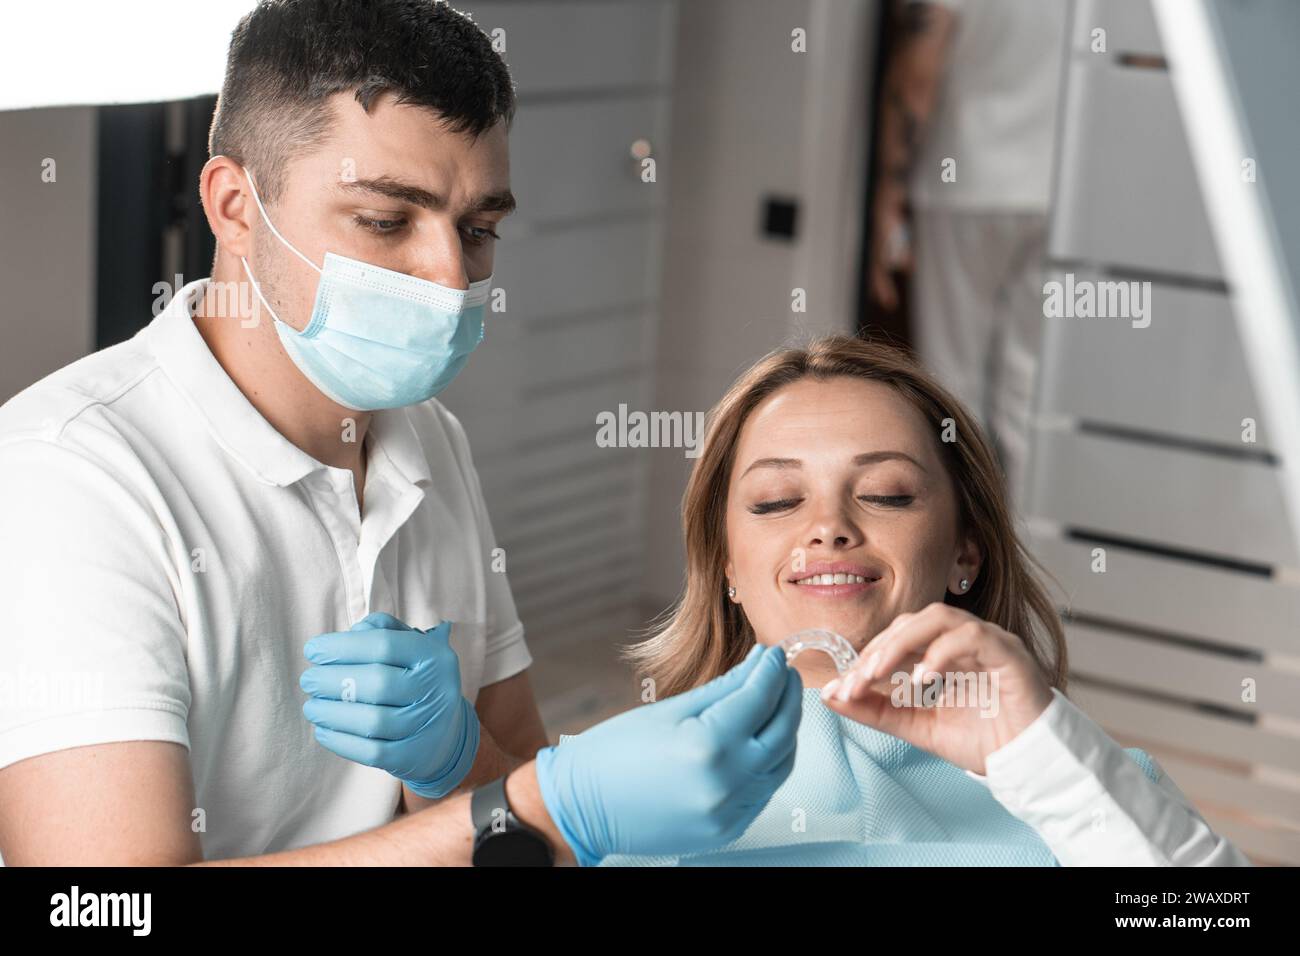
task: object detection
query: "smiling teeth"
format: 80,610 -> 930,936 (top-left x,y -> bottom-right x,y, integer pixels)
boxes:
796,573 -> 871,585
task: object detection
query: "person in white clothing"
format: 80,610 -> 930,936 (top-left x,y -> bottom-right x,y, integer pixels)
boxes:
0,0 -> 808,868
869,0 -> 1068,509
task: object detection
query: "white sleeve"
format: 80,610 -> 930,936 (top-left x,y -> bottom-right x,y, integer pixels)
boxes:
439,410 -> 532,689
964,687 -> 1253,866
0,437 -> 191,771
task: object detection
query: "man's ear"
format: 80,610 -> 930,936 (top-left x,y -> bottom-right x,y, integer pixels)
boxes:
200,155 -> 256,258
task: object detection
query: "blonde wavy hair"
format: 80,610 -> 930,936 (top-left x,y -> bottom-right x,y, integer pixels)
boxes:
624,334 -> 1068,700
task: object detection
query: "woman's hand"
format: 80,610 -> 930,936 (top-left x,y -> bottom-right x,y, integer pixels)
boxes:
820,602 -> 1054,775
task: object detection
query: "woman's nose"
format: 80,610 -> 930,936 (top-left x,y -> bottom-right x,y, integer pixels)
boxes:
803,503 -> 864,549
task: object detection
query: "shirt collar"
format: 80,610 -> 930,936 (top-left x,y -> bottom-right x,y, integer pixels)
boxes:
368,402 -> 434,489
146,277 -> 431,490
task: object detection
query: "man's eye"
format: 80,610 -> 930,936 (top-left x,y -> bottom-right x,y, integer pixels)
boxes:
858,495 -> 914,507
749,497 -> 803,515
353,214 -> 407,235
460,224 -> 501,245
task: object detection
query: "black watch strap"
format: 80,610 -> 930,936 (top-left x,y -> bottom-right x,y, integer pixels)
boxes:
470,775 -> 555,866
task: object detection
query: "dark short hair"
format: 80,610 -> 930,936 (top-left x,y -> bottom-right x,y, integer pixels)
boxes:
208,0 -> 515,203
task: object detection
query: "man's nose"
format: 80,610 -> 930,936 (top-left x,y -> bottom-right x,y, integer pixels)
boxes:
409,226 -> 469,289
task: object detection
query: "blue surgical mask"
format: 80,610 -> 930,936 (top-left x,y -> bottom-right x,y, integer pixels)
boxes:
237,169 -> 490,411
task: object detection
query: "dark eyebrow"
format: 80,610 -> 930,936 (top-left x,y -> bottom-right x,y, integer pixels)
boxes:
853,451 -> 927,472
741,457 -> 802,477
335,176 -> 516,215
465,190 -> 517,214
740,450 -> 927,478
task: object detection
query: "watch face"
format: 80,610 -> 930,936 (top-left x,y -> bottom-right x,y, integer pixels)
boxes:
473,829 -> 554,867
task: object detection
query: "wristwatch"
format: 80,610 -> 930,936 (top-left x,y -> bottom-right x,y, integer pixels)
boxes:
470,774 -> 555,866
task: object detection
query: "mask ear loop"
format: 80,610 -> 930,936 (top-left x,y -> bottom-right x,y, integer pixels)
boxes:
238,167 -> 323,329
242,168 -> 323,275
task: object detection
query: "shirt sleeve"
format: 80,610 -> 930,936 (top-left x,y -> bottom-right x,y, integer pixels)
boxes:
438,410 -> 532,689
0,436 -> 191,771
964,687 -> 1253,866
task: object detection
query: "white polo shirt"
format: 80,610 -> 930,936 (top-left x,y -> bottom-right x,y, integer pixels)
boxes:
0,277 -> 531,861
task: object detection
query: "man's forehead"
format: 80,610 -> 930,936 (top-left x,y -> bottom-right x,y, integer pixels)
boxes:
299,94 -> 512,209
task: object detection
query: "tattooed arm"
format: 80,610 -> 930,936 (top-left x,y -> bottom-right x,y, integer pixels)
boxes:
869,1 -> 956,310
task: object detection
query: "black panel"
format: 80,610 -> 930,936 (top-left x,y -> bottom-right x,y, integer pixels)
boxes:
761,195 -> 799,241
94,95 -> 217,351
95,103 -> 167,350
855,1 -> 912,347
179,96 -> 218,284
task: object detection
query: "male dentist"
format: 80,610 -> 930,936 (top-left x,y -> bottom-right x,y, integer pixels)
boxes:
0,0 -> 801,866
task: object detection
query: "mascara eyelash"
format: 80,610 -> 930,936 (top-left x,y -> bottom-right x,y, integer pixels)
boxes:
748,494 -> 914,515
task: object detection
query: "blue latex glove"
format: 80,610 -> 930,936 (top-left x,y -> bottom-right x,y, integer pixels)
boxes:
534,643 -> 801,866
300,611 -> 479,799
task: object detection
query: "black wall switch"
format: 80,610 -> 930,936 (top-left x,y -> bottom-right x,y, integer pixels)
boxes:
762,196 -> 799,241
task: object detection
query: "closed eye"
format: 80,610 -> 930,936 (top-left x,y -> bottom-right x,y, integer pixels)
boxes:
750,494 -> 914,514
352,213 -> 407,235
460,224 -> 502,246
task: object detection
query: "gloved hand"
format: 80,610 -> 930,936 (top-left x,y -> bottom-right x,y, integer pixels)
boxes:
534,643 -> 801,866
299,611 -> 479,799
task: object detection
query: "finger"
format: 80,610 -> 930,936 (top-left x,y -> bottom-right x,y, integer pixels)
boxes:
697,645 -> 790,740
311,724 -> 384,768
867,623 -> 949,689
911,627 -> 1012,693
739,743 -> 798,815
422,620 -> 452,643
859,608 -> 918,660
304,627 -> 435,667
860,604 -> 970,682
300,662 -> 413,705
351,612 -> 415,632
875,618 -> 988,690
842,649 -> 926,703
302,697 -> 408,740
767,742 -> 798,789
750,666 -> 803,769
822,680 -> 922,740
657,644 -> 764,719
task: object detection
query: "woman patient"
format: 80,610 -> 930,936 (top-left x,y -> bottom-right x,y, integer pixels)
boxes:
603,334 -> 1249,866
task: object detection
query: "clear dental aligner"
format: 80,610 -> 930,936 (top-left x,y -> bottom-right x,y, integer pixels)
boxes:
777,629 -> 859,674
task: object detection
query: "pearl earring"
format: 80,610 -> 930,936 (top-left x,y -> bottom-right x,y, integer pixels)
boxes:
727,585 -> 737,599
959,578 -> 969,591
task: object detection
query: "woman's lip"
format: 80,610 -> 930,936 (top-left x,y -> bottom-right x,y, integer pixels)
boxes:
788,578 -> 880,598
790,562 -> 876,580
